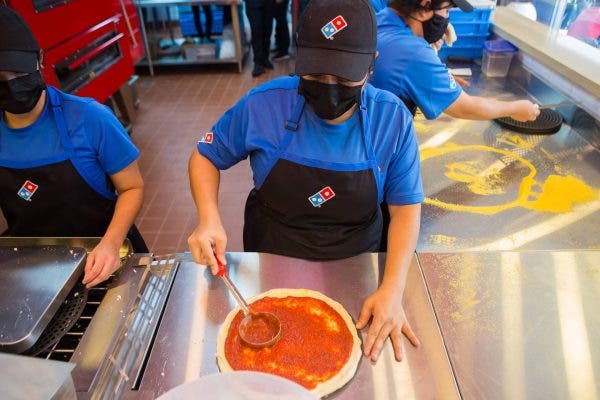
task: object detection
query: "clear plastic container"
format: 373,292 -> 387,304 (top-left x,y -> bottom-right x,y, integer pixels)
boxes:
481,39 -> 518,77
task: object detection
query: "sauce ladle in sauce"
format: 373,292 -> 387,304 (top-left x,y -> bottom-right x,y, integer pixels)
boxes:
215,255 -> 281,348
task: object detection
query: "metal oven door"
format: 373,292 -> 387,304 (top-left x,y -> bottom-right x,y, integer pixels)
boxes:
43,15 -> 134,102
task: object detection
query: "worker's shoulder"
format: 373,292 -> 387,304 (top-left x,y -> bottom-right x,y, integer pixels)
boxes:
52,87 -> 115,121
364,84 -> 413,121
246,75 -> 299,99
364,84 -> 405,109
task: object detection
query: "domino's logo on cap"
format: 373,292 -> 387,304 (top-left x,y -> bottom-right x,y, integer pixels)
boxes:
308,186 -> 336,207
321,15 -> 347,40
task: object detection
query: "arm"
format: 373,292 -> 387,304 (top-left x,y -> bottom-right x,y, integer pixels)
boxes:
187,149 -> 227,274
445,91 -> 540,121
83,161 -> 144,288
356,203 -> 421,363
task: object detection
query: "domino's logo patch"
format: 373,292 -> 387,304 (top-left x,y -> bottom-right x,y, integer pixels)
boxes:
17,180 -> 39,201
321,15 -> 347,40
198,132 -> 213,144
308,186 -> 335,207
449,73 -> 457,90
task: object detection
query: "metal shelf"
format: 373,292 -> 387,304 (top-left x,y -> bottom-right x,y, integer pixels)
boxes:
134,0 -> 246,75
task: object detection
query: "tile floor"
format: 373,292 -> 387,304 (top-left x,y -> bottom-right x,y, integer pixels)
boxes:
133,60 -> 295,254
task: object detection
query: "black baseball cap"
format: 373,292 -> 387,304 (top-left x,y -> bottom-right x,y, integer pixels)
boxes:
0,6 -> 40,73
445,0 -> 473,12
391,0 -> 474,13
295,0 -> 376,82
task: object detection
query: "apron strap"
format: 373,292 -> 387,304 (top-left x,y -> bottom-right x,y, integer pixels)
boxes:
47,87 -> 74,153
278,96 -> 306,155
47,87 -> 116,200
284,96 -> 306,132
359,97 -> 383,203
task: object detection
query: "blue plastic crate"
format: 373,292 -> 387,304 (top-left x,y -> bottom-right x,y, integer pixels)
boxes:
438,46 -> 484,61
447,33 -> 489,47
452,21 -> 491,35
178,6 -> 224,37
449,7 -> 493,22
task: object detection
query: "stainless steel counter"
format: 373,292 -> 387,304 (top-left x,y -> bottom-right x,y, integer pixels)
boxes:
416,70 -> 600,252
418,251 -> 600,400
137,252 -> 460,399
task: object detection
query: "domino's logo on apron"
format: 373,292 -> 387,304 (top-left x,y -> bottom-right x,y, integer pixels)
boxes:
308,186 -> 335,207
17,180 -> 39,201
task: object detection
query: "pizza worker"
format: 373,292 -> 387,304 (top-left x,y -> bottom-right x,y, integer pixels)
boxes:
370,0 -> 540,248
0,6 -> 147,288
188,0 -> 422,363
371,0 -> 541,121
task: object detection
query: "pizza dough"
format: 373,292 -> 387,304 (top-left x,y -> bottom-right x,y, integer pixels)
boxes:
216,288 -> 362,398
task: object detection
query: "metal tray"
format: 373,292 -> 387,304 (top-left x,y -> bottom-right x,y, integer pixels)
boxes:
0,237 -> 133,260
0,245 -> 86,353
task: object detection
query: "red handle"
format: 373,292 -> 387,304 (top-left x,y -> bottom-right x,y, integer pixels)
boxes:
215,252 -> 227,277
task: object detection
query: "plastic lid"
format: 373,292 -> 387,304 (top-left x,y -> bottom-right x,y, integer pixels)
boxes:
156,371 -> 318,400
484,39 -> 518,52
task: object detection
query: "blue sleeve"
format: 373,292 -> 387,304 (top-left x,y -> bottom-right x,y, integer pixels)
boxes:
370,0 -> 387,12
196,95 -> 250,170
384,112 -> 424,205
84,101 -> 139,175
405,48 -> 462,119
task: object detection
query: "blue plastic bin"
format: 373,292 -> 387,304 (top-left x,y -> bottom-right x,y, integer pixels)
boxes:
178,6 -> 224,37
452,21 -> 491,35
442,3 -> 494,60
449,7 -> 493,22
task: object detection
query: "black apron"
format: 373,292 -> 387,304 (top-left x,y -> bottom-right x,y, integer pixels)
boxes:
0,88 -> 147,252
243,97 -> 383,260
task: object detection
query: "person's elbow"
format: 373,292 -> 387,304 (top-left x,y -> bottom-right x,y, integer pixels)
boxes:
444,92 -> 476,119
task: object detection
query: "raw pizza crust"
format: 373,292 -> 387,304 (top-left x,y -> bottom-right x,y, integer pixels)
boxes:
216,288 -> 362,398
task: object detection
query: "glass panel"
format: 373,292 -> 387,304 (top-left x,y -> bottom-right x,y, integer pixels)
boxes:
505,0 -> 600,48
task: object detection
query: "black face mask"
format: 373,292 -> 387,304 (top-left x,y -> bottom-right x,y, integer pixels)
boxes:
0,71 -> 46,115
298,78 -> 362,120
422,14 -> 449,44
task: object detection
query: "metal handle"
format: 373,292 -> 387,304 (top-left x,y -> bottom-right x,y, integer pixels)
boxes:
215,255 -> 250,315
68,33 -> 124,70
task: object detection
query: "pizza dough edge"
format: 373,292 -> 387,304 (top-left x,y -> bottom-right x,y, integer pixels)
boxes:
215,288 -> 362,399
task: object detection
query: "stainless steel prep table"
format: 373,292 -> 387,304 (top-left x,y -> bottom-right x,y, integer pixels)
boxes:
137,252 -> 460,399
418,251 -> 600,400
415,71 -> 600,252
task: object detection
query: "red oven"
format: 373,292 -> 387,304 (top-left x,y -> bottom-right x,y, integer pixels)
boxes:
4,0 -> 143,103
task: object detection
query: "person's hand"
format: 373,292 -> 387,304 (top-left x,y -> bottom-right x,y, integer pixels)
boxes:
432,38 -> 444,51
82,239 -> 121,288
454,75 -> 470,87
356,285 -> 420,363
187,218 -> 227,275
510,100 -> 540,122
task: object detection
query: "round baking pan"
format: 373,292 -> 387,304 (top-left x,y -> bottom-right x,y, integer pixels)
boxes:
494,108 -> 563,135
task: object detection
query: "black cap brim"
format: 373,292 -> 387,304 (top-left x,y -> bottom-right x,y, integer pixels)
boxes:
452,0 -> 474,12
295,46 -> 373,82
0,50 -> 37,73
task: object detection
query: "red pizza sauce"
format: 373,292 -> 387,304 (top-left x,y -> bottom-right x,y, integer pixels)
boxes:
224,296 -> 354,390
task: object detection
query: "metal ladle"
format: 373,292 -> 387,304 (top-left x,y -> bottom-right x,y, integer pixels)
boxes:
215,256 -> 281,348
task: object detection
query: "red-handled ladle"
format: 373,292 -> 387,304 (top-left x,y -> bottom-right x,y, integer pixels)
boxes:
216,255 -> 281,348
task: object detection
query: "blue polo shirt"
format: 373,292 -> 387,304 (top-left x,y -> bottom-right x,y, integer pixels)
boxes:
370,7 -> 463,119
197,76 -> 423,206
0,86 -> 139,199
370,0 -> 387,12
